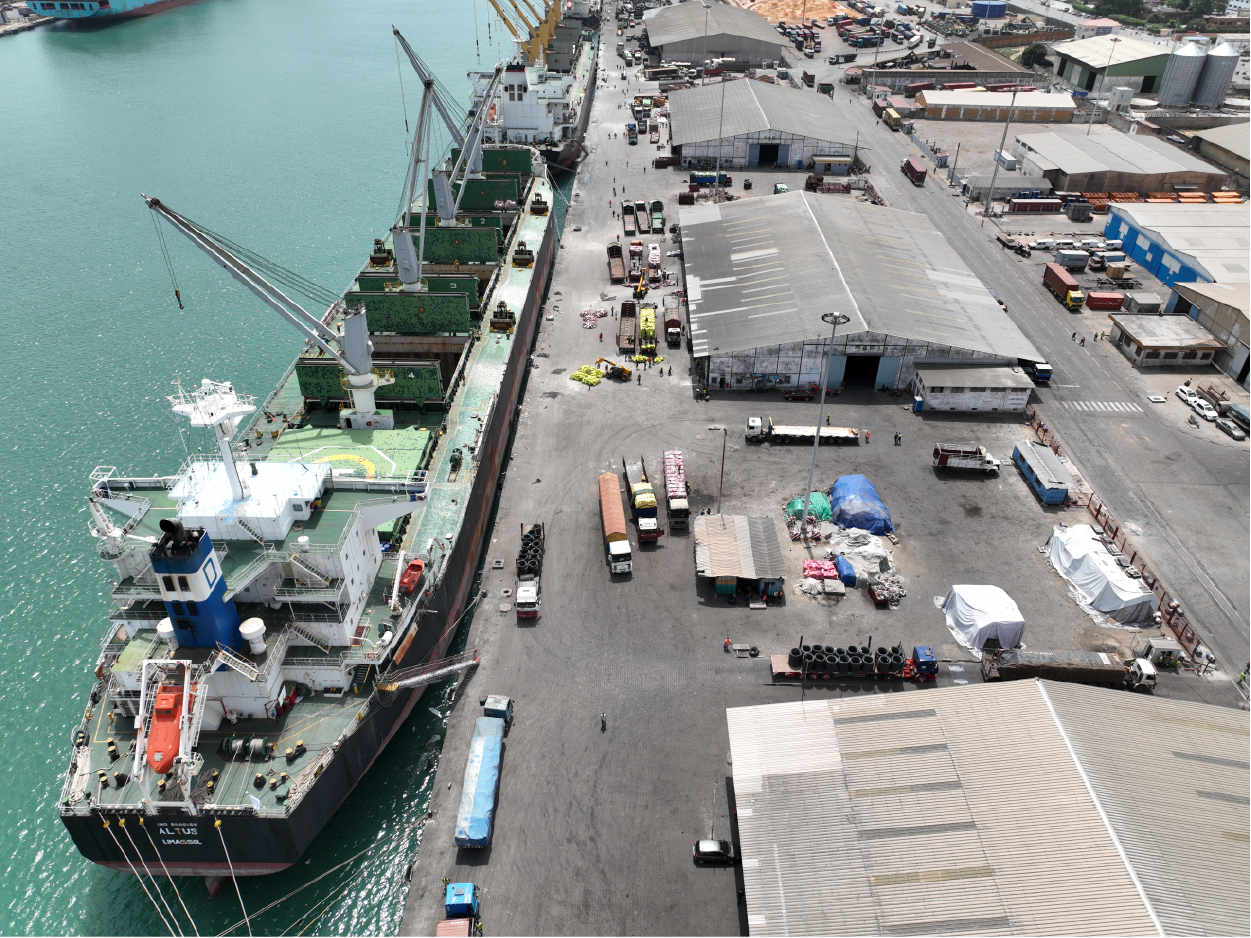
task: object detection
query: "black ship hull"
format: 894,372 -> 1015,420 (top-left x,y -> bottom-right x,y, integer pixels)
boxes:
541,51 -> 597,172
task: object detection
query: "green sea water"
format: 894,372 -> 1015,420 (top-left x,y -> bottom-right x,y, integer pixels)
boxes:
0,1 -> 558,933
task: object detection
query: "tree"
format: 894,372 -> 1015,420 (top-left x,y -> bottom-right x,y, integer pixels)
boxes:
1188,0 -> 1216,18
1022,42 -> 1051,68
1093,0 -> 1144,17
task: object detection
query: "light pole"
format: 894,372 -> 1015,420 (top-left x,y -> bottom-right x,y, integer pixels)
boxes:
981,82 -> 1023,221
714,72 -> 727,200
1088,36 -> 1120,136
800,312 -> 850,538
708,425 -> 728,515
702,2 -> 711,86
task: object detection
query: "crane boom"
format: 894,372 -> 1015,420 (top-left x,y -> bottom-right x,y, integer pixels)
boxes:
393,27 -> 465,148
484,0 -> 523,42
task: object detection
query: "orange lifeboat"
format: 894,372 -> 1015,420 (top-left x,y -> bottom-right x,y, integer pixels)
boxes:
398,558 -> 426,595
147,684 -> 192,775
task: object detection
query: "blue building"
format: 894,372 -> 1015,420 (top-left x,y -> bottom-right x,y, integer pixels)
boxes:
1104,203 -> 1250,289
1013,440 -> 1072,506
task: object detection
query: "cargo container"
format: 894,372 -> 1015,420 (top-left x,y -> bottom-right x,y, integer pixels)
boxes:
981,648 -> 1156,691
453,717 -> 504,847
941,81 -> 977,90
599,472 -> 633,573
606,243 -> 625,283
1085,291 -> 1123,311
904,79 -> 935,96
663,450 -> 690,528
1043,263 -> 1084,310
653,155 -> 680,169
932,443 -> 1001,473
1055,249 -> 1089,270
901,157 -> 926,185
617,300 -> 637,352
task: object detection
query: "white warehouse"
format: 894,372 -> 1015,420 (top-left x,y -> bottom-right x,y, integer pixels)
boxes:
642,3 -> 784,67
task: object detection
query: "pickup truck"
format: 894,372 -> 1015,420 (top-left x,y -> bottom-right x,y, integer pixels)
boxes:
932,443 -> 1000,474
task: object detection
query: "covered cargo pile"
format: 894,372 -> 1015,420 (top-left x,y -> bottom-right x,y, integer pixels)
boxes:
1047,524 -> 1158,624
828,475 -> 894,535
942,585 -> 1025,655
454,717 -> 504,848
784,491 -> 832,521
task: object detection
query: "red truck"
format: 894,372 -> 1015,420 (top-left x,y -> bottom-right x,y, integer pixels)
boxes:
901,157 -> 926,186
653,155 -> 679,169
1043,263 -> 1084,310
1085,291 -> 1124,310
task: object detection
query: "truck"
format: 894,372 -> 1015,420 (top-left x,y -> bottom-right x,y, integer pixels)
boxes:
745,416 -> 860,444
453,715 -> 505,847
634,200 -> 649,233
606,243 -> 625,283
663,294 -> 682,347
1019,359 -> 1053,385
515,522 -> 544,619
439,883 -> 479,936
801,70 -> 816,86
623,457 -> 664,542
932,443 -> 1001,473
639,304 -> 657,354
883,107 -> 902,130
626,122 -> 638,144
622,201 -> 636,236
996,233 -> 1031,257
1043,263 -> 1084,310
1055,249 -> 1089,271
981,648 -> 1157,692
649,199 -> 665,233
663,450 -> 690,529
1088,250 -> 1127,271
901,157 -> 926,186
617,300 -> 637,353
599,472 -> 633,574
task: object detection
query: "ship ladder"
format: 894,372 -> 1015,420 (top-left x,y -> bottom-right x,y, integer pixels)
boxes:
288,621 -> 332,654
374,650 -> 481,695
214,643 -> 260,682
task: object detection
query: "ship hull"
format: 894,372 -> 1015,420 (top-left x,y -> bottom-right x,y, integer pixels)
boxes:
40,0 -> 200,20
541,42 -> 598,172
61,206 -> 557,876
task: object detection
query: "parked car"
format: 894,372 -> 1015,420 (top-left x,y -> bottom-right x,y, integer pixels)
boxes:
1029,238 -> 1056,250
1103,239 -> 1123,250
1175,384 -> 1198,403
774,183 -> 789,194
1191,398 -> 1219,422
1077,238 -> 1102,249
1215,417 -> 1246,440
783,387 -> 816,401
692,839 -> 737,864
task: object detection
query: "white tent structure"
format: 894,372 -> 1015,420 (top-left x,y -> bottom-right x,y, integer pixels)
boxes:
942,585 -> 1025,654
1047,525 -> 1159,624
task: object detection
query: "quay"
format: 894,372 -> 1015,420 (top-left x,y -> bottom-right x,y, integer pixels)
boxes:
0,5 -> 49,37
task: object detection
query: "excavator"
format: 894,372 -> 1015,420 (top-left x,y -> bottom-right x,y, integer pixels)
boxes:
596,358 -> 632,381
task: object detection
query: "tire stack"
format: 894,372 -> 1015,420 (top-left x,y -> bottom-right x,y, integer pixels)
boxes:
516,527 -> 544,576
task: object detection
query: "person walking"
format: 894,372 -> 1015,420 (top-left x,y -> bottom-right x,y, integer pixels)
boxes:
637,373 -> 641,385
1071,331 -> 1077,340
894,431 -> 902,445
668,365 -> 672,376
599,332 -> 603,342
1080,336 -> 1086,346
826,413 -> 831,426
865,430 -> 870,444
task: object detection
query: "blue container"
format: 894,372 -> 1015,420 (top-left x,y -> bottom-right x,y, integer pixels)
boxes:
445,883 -> 479,918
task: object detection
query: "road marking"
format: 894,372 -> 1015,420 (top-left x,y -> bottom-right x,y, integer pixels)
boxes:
1060,401 -> 1143,413
948,664 -> 967,686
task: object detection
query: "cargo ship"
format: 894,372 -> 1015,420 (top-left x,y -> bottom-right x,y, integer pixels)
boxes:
57,36 -> 559,887
475,0 -> 599,170
28,0 -> 200,21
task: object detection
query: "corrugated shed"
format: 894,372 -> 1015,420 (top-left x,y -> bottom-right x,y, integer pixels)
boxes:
668,80 -> 854,148
1192,123 -> 1251,163
1015,132 -> 1220,177
1051,34 -> 1171,70
643,3 -> 782,49
917,90 -> 1076,111
1015,439 -> 1073,490
693,514 -> 786,579
727,683 -> 1169,937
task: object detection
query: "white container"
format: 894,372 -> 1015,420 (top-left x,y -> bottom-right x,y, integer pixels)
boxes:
239,618 -> 267,655
157,617 -> 178,650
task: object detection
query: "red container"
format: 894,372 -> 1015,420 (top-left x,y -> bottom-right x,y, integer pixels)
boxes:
1085,292 -> 1124,310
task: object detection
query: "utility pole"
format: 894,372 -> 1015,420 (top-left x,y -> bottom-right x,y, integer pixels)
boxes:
1088,37 -> 1120,136
714,72 -> 727,200
799,313 -> 850,538
981,83 -> 1023,224
714,426 -> 727,514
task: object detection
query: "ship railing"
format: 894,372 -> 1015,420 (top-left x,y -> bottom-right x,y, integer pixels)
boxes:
275,580 -> 347,602
290,609 -> 345,624
282,645 -> 391,672
223,550 -> 276,596
285,744 -> 336,811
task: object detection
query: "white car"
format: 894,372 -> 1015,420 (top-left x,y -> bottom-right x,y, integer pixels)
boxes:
1191,398 -> 1218,422
1103,239 -> 1123,250
1175,384 -> 1198,403
1029,238 -> 1056,250
1077,238 -> 1102,249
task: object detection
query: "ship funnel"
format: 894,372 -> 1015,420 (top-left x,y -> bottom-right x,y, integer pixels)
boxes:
159,518 -> 188,546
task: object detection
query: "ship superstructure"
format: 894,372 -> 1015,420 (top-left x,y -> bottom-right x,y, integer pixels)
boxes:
59,34 -> 560,883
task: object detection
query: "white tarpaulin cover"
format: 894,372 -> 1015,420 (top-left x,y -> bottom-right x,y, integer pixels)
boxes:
1047,524 -> 1159,624
943,585 -> 1026,653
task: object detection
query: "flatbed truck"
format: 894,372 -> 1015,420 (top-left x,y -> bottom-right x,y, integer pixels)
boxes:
606,244 -> 625,283
622,202 -> 636,236
932,443 -> 1000,473
981,648 -> 1156,691
1043,262 -> 1084,310
454,716 -> 504,847
745,416 -> 860,444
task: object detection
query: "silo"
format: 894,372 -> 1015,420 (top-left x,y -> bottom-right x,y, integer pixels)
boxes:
1193,41 -> 1240,108
1156,42 -> 1207,107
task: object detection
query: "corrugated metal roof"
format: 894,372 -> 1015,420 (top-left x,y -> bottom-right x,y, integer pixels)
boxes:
914,364 -> 1036,389
1051,34 -> 1172,70
1015,132 -> 1222,177
642,3 -> 782,49
668,80 -> 854,147
917,90 -> 1076,110
1192,122 -> 1251,162
1110,313 -> 1226,347
1175,280 -> 1251,316
679,191 -> 1043,360
1109,203 -> 1251,284
693,514 -> 786,579
1015,439 -> 1073,490
727,682 -> 1193,937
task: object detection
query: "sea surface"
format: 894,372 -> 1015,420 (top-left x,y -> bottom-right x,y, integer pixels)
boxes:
0,1 -> 562,933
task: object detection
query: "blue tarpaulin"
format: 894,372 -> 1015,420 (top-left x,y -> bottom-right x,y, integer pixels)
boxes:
835,554 -> 857,587
828,475 -> 894,535
455,717 -> 504,847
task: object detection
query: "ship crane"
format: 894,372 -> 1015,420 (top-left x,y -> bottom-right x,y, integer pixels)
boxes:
391,30 -> 504,291
143,195 -> 395,430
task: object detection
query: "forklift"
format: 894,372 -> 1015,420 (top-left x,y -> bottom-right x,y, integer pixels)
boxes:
596,358 -> 633,381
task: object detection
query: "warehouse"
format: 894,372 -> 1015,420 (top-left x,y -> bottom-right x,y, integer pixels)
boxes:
679,191 -> 1044,393
911,364 -> 1035,413
1170,280 -> 1250,385
1050,34 -> 1171,94
861,40 -> 1032,96
668,80 -> 860,168
727,681 -> 1250,938
961,174 -> 1053,201
1013,131 -> 1229,195
914,89 -> 1077,122
1191,123 -> 1251,179
641,3 -> 783,67
1104,202 -> 1251,287
1107,313 -> 1225,368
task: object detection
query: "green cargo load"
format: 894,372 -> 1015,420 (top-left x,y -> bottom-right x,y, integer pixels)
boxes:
345,290 -> 472,334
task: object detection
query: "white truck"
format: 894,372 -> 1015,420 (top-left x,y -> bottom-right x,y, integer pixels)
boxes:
932,443 -> 1001,474
515,522 -> 544,619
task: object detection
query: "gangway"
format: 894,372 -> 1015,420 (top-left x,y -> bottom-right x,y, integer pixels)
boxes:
375,650 -> 481,693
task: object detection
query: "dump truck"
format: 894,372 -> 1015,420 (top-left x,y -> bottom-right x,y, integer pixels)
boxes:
932,443 -> 1001,473
639,304 -> 657,354
595,357 -> 632,381
622,201 -> 636,236
649,199 -> 665,233
1043,263 -> 1084,310
599,471 -> 634,573
981,648 -> 1156,692
634,200 -> 649,233
454,716 -> 505,847
606,243 -> 625,283
664,294 -> 682,348
745,416 -> 860,444
623,457 -> 663,542
617,301 -> 637,353
662,450 -> 690,529
901,157 -> 926,186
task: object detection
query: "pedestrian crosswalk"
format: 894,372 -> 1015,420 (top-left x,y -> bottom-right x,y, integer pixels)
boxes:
1060,400 -> 1144,413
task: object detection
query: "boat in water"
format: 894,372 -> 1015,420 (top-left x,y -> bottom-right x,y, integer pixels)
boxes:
474,0 -> 599,170
58,34 -> 562,887
28,0 -> 200,21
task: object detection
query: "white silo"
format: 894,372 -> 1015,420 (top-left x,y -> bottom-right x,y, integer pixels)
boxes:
1156,41 -> 1207,107
1193,41 -> 1240,108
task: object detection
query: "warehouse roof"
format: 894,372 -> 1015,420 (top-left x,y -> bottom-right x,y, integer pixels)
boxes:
916,90 -> 1076,110
914,364 -> 1035,389
727,681 -> 1250,937
1050,34 -> 1171,70
863,40 -> 1031,73
1175,280 -> 1251,317
1192,122 -> 1251,162
1110,313 -> 1226,348
1015,438 -> 1073,490
668,79 -> 851,146
1109,203 -> 1251,284
678,191 -> 1042,361
692,514 -> 786,580
642,3 -> 782,48
1015,131 -> 1224,177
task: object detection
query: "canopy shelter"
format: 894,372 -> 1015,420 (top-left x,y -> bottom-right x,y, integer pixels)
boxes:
1047,524 -> 1159,624
694,514 -> 786,594
943,585 -> 1025,654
